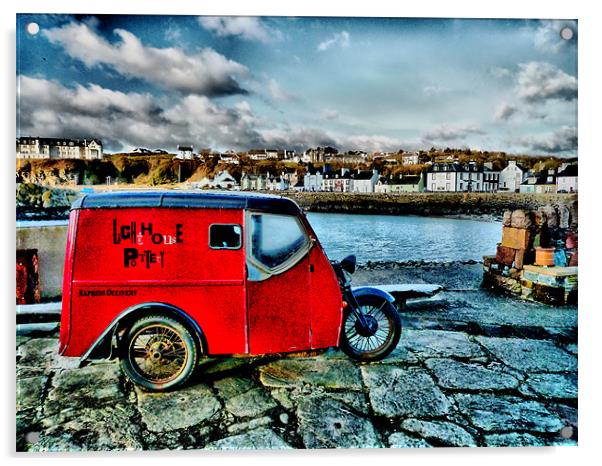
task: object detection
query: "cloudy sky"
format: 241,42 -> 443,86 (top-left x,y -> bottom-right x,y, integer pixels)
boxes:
16,15 -> 577,155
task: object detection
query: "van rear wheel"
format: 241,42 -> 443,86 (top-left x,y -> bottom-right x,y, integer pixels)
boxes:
120,315 -> 198,391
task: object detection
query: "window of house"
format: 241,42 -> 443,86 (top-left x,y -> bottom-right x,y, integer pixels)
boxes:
250,213 -> 309,270
209,224 -> 242,249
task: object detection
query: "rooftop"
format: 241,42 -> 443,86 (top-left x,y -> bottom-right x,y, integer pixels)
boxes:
71,191 -> 301,215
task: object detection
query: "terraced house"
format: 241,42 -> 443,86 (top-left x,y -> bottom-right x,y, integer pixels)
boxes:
16,137 -> 103,159
426,161 -> 499,193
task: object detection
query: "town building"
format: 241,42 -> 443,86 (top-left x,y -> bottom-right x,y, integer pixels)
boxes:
376,174 -> 424,193
519,169 -> 557,194
305,146 -> 339,163
176,145 -> 194,160
240,172 -> 267,191
265,173 -> 290,191
499,160 -> 526,192
219,151 -> 239,165
248,149 -> 290,161
351,169 -> 380,193
192,170 -> 238,190
303,166 -> 324,191
322,168 -> 353,192
426,161 -> 499,192
556,164 -> 578,193
16,137 -> 103,159
401,152 -> 419,166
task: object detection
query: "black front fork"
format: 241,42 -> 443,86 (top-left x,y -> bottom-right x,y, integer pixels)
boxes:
341,285 -> 370,329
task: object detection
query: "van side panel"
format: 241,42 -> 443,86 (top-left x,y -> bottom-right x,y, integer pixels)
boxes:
59,209 -> 79,354
247,256 -> 311,354
308,246 -> 343,348
64,207 -> 247,356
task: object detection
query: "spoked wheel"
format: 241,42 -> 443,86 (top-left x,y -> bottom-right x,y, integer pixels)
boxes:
120,315 -> 199,391
340,294 -> 402,361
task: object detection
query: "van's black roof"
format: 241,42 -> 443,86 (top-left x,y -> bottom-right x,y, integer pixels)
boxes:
71,191 -> 302,215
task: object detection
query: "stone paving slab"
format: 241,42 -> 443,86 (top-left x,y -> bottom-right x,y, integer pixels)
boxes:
454,394 -> 565,433
224,388 -> 278,419
259,358 -> 363,390
16,376 -> 46,412
361,366 -> 451,418
135,383 -> 221,432
475,336 -> 577,373
484,433 -> 546,447
206,428 -> 292,450
520,373 -> 578,400
297,395 -> 383,448
44,364 -> 123,418
32,403 -> 143,451
401,329 -> 485,360
401,419 -> 477,447
388,432 -> 432,448
425,358 -> 520,391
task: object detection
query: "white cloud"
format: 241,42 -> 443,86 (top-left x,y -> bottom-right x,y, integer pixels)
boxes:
494,102 -> 518,121
266,79 -> 297,102
321,109 -> 339,121
422,124 -> 486,142
339,135 -> 402,153
198,16 -> 280,43
516,61 -> 577,103
43,22 -> 248,96
18,76 -> 413,154
517,126 -> 577,154
317,31 -> 350,52
490,67 -> 512,79
17,76 -> 263,151
423,85 -> 450,97
164,25 -> 182,43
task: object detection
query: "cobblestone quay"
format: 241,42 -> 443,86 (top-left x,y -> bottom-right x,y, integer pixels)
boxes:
16,263 -> 577,451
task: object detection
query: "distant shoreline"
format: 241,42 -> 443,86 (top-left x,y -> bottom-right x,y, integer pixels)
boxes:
282,191 -> 577,220
16,187 -> 577,222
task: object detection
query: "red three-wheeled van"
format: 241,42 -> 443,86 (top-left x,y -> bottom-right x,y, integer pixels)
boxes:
60,191 -> 402,390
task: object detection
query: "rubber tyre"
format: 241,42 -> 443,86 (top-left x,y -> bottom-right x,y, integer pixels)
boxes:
119,314 -> 199,391
340,294 -> 402,362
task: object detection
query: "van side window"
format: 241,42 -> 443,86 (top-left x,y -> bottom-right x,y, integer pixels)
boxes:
251,213 -> 309,269
209,224 -> 242,249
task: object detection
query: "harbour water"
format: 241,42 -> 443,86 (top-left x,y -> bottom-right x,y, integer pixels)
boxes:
306,212 -> 501,263
16,214 -> 502,264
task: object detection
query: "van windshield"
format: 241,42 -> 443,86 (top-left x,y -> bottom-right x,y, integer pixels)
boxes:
250,213 -> 309,269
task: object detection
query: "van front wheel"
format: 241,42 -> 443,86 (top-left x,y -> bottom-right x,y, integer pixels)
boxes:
120,315 -> 198,391
340,295 -> 401,362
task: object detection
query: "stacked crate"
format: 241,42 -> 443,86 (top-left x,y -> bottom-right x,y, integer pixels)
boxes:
521,265 -> 578,305
483,205 -> 578,306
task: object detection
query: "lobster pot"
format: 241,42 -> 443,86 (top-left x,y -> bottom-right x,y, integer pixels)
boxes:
535,247 -> 555,267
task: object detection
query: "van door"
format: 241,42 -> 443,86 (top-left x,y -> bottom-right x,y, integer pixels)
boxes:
246,212 -> 312,354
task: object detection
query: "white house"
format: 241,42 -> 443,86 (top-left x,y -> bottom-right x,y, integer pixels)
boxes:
304,166 -> 323,191
17,137 -> 103,159
556,164 -> 578,193
219,152 -> 239,164
177,145 -> 194,160
499,161 -> 526,192
401,152 -> 419,166
426,162 -> 499,192
193,170 -> 238,190
350,170 -> 380,193
265,173 -> 290,191
322,168 -> 353,192
240,172 -> 267,191
519,169 -> 557,194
